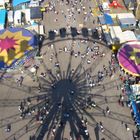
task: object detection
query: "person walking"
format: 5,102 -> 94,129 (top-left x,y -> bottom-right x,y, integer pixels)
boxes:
106,106 -> 110,115
105,96 -> 108,103
38,83 -> 42,91
25,125 -> 28,133
132,130 -> 138,140
102,109 -> 106,117
99,122 -> 104,132
20,76 -> 24,86
125,123 -> 130,131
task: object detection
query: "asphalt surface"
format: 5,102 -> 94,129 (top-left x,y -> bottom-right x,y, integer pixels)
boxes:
0,0 -> 136,140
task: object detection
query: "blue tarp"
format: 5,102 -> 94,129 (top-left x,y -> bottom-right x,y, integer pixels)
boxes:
13,0 -> 30,7
131,101 -> 138,116
104,13 -> 114,25
0,9 -> 6,25
131,101 -> 140,125
135,113 -> 140,125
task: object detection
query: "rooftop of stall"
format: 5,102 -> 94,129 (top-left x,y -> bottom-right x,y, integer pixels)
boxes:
12,0 -> 30,7
30,7 -> 42,20
98,13 -> 114,25
0,9 -> 7,29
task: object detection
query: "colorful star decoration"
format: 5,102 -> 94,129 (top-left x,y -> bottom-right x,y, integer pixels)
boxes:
129,48 -> 140,65
0,30 -> 33,66
0,37 -> 17,52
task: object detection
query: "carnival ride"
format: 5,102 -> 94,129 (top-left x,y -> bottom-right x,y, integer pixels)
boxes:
117,41 -> 140,76
0,28 -> 38,70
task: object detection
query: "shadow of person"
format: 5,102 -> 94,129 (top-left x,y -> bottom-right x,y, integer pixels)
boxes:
6,48 -> 16,66
94,124 -> 100,140
18,40 -> 33,56
20,40 -> 29,52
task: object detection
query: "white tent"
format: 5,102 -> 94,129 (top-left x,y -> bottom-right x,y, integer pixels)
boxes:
8,10 -> 14,23
117,13 -> 136,29
14,10 -> 21,25
109,26 -> 137,44
25,9 -> 31,23
123,30 -> 137,42
0,0 -> 5,9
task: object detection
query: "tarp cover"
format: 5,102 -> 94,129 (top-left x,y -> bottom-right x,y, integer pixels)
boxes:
30,7 -> 42,19
0,9 -> 6,25
131,101 -> 138,116
104,13 -> 114,25
13,0 -> 30,7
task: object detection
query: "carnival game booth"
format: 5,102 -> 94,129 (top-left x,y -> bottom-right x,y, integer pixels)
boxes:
0,27 -> 38,71
117,41 -> 140,76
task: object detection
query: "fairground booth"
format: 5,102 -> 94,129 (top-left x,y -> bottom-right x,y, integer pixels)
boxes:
117,41 -> 140,129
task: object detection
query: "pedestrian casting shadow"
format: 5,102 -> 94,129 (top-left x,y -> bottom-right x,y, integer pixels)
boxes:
94,125 -> 100,140
38,27 -> 108,57
3,27 -> 126,140
34,77 -> 94,140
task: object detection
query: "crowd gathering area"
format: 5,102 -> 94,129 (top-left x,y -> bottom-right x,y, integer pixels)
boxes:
0,0 -> 140,140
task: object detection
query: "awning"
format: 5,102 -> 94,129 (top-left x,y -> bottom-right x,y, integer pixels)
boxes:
0,9 -> 6,25
30,7 -> 42,19
98,15 -> 106,24
131,101 -> 138,116
104,13 -> 114,25
13,0 -> 30,7
136,114 -> 140,125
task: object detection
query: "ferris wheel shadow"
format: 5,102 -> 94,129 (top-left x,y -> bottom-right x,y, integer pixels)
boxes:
1,28 -> 128,140
34,78 -> 92,140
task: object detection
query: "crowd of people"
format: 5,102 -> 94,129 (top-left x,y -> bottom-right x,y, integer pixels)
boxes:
2,0 -> 139,140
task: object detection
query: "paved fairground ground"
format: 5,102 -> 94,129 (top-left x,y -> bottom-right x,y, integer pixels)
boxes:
0,0 -> 137,140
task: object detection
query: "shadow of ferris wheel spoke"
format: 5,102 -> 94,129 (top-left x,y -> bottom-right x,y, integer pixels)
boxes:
0,78 -> 41,96
5,117 -> 37,140
0,32 -> 133,140
34,103 -> 58,139
43,38 -> 108,83
71,47 -> 110,83
0,97 -> 51,128
77,104 -> 123,140
0,99 -> 22,107
52,43 -> 63,80
41,60 -> 59,83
